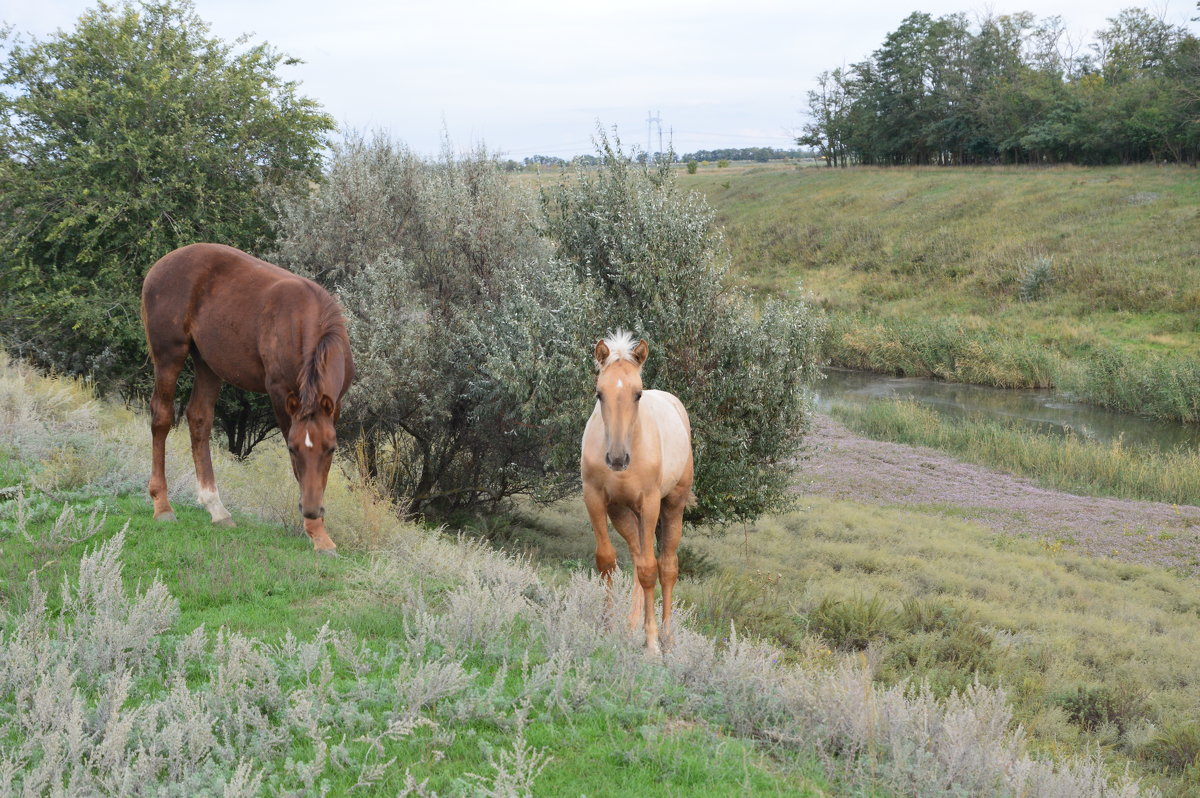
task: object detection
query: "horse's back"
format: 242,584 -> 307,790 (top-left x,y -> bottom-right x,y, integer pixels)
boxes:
144,243 -> 296,301
643,389 -> 692,496
142,243 -> 319,390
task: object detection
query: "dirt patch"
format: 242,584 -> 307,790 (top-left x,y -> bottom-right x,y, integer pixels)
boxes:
802,414 -> 1200,574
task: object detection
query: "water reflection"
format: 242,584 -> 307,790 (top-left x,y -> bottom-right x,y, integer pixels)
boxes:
812,368 -> 1200,451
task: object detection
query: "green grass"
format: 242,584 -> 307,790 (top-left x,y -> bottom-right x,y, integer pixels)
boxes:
0,481 -> 835,796
828,399 -> 1200,508
680,163 -> 1200,420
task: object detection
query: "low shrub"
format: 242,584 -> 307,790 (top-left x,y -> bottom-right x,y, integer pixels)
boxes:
1142,722 -> 1200,775
1053,683 -> 1148,736
806,594 -> 895,650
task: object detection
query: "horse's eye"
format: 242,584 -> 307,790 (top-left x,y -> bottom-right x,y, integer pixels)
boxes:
595,392 -> 602,402
635,391 -> 643,401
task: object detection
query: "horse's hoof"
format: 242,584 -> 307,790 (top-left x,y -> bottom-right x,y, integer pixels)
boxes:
155,512 -> 177,523
213,517 -> 236,528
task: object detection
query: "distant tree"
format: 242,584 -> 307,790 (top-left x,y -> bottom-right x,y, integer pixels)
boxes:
800,6 -> 1199,166
523,154 -> 568,167
0,0 -> 333,455
799,68 -> 852,166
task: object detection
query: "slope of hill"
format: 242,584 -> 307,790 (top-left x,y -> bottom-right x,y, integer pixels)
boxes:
0,354 -> 1166,796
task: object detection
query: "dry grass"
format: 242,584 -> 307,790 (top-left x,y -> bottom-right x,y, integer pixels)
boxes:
675,497 -> 1200,794
0,352 -> 1162,796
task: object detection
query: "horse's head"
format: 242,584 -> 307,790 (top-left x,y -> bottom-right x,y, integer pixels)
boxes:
284,393 -> 340,520
593,334 -> 649,472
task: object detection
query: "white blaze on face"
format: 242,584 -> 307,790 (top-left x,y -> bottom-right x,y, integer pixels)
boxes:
305,430 -> 313,449
616,379 -> 623,388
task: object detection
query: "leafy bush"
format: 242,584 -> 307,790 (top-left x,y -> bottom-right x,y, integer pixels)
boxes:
1053,684 -> 1148,736
274,133 -> 593,515
686,160 -> 699,174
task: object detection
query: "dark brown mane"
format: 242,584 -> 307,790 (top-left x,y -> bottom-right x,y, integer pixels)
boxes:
297,292 -> 350,419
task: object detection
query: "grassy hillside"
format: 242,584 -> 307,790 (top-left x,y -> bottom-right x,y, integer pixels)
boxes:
683,163 -> 1200,421
5,354 -> 1164,796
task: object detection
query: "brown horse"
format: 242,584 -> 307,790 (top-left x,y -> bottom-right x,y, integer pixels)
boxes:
141,243 -> 354,553
581,331 -> 694,653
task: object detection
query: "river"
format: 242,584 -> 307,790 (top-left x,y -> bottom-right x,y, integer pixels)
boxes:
812,368 -> 1200,452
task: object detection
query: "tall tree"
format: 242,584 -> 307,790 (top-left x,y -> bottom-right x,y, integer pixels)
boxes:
0,0 -> 333,455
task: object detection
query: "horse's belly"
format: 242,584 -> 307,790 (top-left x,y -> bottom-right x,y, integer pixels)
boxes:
191,326 -> 266,391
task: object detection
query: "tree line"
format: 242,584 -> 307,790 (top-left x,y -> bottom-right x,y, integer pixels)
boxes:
799,7 -> 1200,166
0,0 -> 823,524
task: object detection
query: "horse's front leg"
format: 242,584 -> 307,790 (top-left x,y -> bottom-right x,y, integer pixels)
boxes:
635,493 -> 662,655
657,493 -> 686,651
607,503 -> 645,631
186,359 -> 234,527
584,485 -> 617,614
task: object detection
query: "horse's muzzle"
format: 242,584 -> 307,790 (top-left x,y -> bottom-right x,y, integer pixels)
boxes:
299,503 -> 325,520
605,452 -> 631,471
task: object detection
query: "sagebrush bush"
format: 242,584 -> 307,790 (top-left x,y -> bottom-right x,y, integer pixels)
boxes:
1019,257 -> 1055,302
275,130 -> 824,525
274,133 -> 595,516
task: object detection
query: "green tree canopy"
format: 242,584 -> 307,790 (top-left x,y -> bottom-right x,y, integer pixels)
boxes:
0,0 -> 333,450
800,7 -> 1199,166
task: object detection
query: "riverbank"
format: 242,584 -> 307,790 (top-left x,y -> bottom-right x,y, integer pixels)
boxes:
686,164 -> 1200,423
805,412 -> 1200,574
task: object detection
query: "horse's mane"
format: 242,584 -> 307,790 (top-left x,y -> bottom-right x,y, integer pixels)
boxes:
601,329 -> 639,366
297,291 -> 350,417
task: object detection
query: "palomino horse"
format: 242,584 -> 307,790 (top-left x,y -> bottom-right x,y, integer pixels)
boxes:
581,331 -> 694,653
141,243 -> 354,553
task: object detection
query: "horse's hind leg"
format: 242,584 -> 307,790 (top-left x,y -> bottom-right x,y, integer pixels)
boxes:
148,352 -> 186,521
187,358 -> 234,527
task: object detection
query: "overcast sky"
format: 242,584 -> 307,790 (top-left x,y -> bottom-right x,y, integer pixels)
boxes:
5,0 -> 1197,159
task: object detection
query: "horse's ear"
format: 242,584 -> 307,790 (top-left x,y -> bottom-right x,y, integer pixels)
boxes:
632,339 -> 649,366
285,392 -> 300,417
319,394 -> 335,418
593,340 -> 610,369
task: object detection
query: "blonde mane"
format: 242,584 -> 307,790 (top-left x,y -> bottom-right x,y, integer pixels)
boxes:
601,330 -> 639,367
